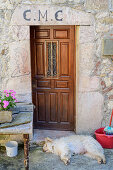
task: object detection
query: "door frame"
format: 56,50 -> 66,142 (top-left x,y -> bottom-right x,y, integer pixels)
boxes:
30,25 -> 76,131
73,26 -> 76,132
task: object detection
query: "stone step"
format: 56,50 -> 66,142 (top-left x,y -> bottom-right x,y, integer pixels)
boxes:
12,103 -> 34,114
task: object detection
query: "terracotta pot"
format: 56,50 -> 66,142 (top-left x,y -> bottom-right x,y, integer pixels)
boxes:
0,111 -> 12,123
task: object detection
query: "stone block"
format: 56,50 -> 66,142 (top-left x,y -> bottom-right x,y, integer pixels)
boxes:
95,12 -> 109,19
9,40 -> 31,75
0,111 -> 12,123
103,77 -> 112,86
79,43 -> 95,76
3,50 -> 32,102
0,112 -> 32,128
76,92 -> 104,134
8,40 -> 31,102
79,26 -> 96,44
52,0 -> 84,4
5,77 -> 32,103
52,0 -> 66,3
10,26 -> 30,41
0,1 -> 13,9
11,5 -> 94,26
13,103 -> 34,113
96,22 -> 109,33
79,76 -> 100,92
109,95 -> 113,100
108,101 -> 113,109
22,0 -> 51,4
85,0 -> 108,11
109,0 -> 113,11
103,39 -> 113,55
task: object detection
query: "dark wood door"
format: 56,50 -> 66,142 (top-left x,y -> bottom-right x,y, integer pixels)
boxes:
30,25 -> 75,130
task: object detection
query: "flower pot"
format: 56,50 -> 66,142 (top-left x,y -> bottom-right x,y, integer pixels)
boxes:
0,111 -> 12,123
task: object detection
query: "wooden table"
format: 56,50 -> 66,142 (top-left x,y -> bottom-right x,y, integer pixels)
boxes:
0,113 -> 33,170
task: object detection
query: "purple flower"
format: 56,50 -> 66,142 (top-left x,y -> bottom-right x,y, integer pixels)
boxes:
0,100 -> 1,102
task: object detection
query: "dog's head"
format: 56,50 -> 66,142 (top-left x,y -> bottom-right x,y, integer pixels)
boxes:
43,137 -> 54,153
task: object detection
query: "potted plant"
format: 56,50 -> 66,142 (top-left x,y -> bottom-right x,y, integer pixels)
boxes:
0,90 -> 18,123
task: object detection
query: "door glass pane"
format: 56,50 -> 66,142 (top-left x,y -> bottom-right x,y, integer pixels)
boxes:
45,41 -> 58,78
47,42 -> 51,76
52,42 -> 57,76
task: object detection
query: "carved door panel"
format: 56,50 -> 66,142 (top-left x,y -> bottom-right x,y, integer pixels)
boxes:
30,25 -> 75,130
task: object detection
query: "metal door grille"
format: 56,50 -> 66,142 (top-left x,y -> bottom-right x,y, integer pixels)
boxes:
45,41 -> 59,78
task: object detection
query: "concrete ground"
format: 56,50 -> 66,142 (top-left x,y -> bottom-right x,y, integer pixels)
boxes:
0,146 -> 113,170
0,130 -> 113,170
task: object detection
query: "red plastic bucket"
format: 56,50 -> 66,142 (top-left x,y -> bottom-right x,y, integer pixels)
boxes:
95,127 -> 113,149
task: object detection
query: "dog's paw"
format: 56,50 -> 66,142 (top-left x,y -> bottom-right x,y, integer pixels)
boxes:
65,159 -> 70,165
103,159 -> 106,164
97,159 -> 102,164
63,158 -> 70,165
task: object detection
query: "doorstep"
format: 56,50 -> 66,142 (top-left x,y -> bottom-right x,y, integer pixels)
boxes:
32,129 -> 75,144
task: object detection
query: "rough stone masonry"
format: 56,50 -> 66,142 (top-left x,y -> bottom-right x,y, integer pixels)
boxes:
0,0 -> 113,138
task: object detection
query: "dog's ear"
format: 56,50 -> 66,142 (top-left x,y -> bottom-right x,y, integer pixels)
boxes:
45,137 -> 53,143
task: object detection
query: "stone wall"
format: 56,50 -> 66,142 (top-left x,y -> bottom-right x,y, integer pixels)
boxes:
0,0 -> 113,134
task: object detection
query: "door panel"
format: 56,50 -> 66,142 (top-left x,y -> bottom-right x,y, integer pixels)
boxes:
50,93 -> 57,122
61,93 -> 69,122
30,25 -> 75,130
60,42 -> 69,75
35,42 -> 44,75
37,92 -> 45,121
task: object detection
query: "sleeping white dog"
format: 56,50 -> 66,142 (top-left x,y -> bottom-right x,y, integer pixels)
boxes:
43,135 -> 106,165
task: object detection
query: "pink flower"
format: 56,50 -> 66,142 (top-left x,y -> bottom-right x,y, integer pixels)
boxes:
11,93 -> 15,97
9,90 -> 16,94
3,101 -> 9,107
4,90 -> 8,93
12,96 -> 15,99
6,94 -> 9,97
9,90 -> 12,93
0,100 -> 1,102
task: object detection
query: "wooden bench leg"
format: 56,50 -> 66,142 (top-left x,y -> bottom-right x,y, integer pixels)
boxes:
23,134 -> 29,170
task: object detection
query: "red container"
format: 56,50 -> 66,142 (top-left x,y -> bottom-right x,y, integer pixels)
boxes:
95,127 -> 113,149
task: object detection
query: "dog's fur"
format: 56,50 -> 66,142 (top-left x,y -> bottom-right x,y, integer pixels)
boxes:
43,135 -> 106,165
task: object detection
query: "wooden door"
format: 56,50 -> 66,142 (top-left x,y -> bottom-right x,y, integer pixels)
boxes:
30,25 -> 75,130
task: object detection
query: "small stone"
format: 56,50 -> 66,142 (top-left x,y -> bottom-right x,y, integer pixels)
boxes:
95,12 -> 109,19
85,0 -> 108,11
101,80 -> 106,90
108,101 -> 113,109
109,95 -> 113,100
103,77 -> 112,86
96,23 -> 109,33
1,49 -> 5,55
52,0 -> 66,3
